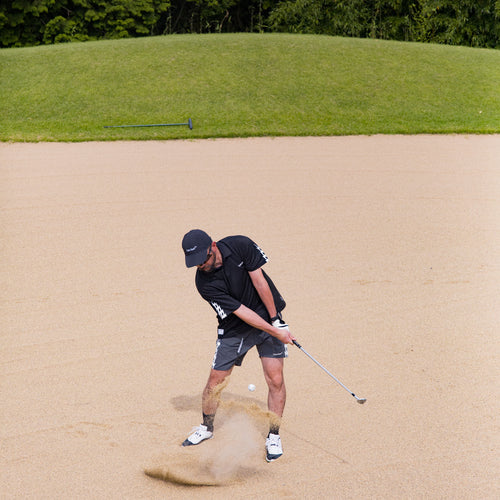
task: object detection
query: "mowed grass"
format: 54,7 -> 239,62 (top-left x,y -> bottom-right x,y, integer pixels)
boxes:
1,33 -> 499,141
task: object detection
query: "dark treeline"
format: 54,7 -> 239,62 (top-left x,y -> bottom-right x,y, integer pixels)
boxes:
1,0 -> 499,48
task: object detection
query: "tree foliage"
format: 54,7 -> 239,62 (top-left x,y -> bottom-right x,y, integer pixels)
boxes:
269,0 -> 500,47
0,0 -> 171,47
414,0 -> 500,47
0,0 -> 498,48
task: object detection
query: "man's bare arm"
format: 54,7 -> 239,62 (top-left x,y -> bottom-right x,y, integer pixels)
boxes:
248,268 -> 277,319
232,304 -> 294,344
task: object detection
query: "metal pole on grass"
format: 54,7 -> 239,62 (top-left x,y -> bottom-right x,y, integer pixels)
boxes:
104,118 -> 193,130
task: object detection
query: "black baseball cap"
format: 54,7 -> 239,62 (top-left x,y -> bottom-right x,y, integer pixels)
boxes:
182,229 -> 212,267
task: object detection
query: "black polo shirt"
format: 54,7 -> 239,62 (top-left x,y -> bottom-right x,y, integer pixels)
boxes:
195,235 -> 286,337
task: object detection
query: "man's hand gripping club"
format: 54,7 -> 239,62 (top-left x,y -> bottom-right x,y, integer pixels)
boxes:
271,317 -> 294,345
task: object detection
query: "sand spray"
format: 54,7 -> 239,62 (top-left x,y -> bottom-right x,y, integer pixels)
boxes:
144,377 -> 279,485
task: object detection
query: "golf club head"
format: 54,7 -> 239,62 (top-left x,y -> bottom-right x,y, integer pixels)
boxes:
356,398 -> 367,404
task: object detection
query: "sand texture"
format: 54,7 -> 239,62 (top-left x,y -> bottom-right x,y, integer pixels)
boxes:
1,135 -> 499,499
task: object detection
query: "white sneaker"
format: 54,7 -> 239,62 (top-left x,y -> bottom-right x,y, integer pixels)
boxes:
182,424 -> 213,446
265,433 -> 283,462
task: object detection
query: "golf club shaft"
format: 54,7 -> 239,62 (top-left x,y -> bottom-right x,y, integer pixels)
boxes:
293,340 -> 366,403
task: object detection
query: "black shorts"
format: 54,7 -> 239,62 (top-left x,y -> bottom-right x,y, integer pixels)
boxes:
212,327 -> 288,371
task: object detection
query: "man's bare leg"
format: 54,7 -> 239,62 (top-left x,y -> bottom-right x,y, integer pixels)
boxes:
261,357 -> 286,430
261,357 -> 286,461
182,367 -> 232,446
201,368 -> 233,431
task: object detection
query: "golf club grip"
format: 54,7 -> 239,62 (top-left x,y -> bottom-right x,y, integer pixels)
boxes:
292,340 -> 302,349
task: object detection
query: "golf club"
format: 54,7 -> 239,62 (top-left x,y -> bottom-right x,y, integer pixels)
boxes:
293,340 -> 366,404
104,118 -> 193,129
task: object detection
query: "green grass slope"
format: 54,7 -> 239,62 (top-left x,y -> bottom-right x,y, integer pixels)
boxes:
1,33 -> 499,141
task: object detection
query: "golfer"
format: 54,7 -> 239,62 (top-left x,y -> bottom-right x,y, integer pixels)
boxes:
181,229 -> 296,462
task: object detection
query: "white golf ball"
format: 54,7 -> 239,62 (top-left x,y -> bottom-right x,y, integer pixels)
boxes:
248,384 -> 256,392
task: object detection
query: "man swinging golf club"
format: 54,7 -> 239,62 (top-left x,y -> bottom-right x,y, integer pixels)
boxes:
181,229 -> 296,462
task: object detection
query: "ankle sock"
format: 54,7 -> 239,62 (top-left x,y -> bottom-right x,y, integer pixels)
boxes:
202,413 -> 215,432
268,425 -> 280,437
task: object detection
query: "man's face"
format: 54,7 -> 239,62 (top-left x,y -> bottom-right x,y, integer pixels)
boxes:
197,244 -> 216,272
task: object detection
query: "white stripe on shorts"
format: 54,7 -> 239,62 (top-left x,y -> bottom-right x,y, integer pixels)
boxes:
237,338 -> 244,354
212,339 -> 221,369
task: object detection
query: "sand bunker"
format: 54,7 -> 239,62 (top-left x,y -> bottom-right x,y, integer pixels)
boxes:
1,136 -> 499,499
